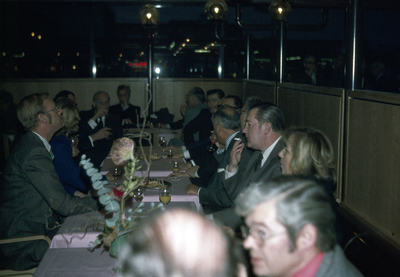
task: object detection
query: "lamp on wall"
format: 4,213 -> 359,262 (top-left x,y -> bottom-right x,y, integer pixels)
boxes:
205,0 -> 228,20
139,5 -> 160,27
269,0 -> 291,21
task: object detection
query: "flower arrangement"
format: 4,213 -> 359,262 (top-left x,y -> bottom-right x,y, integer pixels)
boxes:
80,137 -> 163,251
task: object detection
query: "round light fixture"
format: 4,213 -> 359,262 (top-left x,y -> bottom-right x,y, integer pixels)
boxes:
269,0 -> 291,21
205,0 -> 228,20
139,5 -> 160,27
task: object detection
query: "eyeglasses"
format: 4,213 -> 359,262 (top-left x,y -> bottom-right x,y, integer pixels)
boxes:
240,225 -> 286,245
44,107 -> 60,114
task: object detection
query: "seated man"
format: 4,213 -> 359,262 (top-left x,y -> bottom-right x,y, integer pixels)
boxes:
235,176 -> 363,277
119,209 -> 246,277
0,93 -> 100,271
186,106 -> 252,214
166,87 -> 207,146
109,85 -> 141,127
78,91 -> 123,169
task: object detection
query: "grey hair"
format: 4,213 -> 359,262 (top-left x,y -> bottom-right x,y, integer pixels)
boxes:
250,102 -> 284,133
212,106 -> 241,130
92,91 -> 110,102
235,176 -> 336,252
17,92 -> 49,130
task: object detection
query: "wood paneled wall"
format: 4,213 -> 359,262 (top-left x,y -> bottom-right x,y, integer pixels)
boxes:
344,90 -> 400,249
243,80 -> 276,103
276,83 -> 345,193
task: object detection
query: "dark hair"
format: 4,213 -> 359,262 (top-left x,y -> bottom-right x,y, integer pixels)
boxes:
224,95 -> 243,109
117,85 -> 131,96
244,96 -> 263,112
212,106 -> 241,130
207,89 -> 225,100
190,87 -> 205,103
54,90 -> 75,102
250,102 -> 284,133
236,176 -> 337,253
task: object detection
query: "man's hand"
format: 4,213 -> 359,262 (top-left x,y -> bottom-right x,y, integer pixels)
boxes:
93,107 -> 109,121
186,184 -> 200,195
179,162 -> 192,170
173,153 -> 184,159
227,138 -> 244,172
185,165 -> 199,178
163,146 -> 183,152
90,127 -> 112,142
180,104 -> 188,117
123,118 -> 133,125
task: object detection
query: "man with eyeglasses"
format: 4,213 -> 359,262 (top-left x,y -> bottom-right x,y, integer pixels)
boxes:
235,176 -> 363,277
0,93 -> 100,271
293,54 -> 326,86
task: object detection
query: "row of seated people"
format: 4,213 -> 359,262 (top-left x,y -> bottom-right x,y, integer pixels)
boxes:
0,89 -> 363,276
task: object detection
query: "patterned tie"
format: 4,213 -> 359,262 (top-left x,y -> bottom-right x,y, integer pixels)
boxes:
254,152 -> 263,172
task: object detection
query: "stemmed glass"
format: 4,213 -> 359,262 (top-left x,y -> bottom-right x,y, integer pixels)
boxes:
133,187 -> 144,203
159,136 -> 167,147
159,188 -> 171,207
171,161 -> 180,181
113,168 -> 122,180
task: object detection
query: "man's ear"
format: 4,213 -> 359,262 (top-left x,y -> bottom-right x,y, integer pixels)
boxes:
37,113 -> 48,124
262,122 -> 272,135
295,224 -> 318,252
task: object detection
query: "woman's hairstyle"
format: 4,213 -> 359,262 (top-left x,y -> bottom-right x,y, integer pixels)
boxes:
283,127 -> 336,184
55,97 -> 80,137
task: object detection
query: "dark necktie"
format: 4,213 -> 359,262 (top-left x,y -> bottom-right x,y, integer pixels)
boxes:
254,152 -> 263,172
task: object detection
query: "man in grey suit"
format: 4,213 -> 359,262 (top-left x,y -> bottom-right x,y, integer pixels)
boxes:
0,93 -> 100,271
185,106 -> 253,214
213,103 -> 284,229
236,176 -> 363,277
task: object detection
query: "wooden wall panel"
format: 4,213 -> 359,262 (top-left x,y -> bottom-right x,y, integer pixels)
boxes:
0,78 -> 148,113
243,80 -> 276,104
345,94 -> 400,247
276,83 -> 345,192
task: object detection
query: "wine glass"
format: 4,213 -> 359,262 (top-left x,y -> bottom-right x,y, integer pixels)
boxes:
167,149 -> 173,159
159,188 -> 171,207
113,168 -> 122,180
159,136 -> 165,147
171,161 -> 180,181
133,187 -> 144,203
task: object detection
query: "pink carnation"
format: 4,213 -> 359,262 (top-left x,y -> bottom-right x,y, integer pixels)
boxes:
110,137 -> 135,165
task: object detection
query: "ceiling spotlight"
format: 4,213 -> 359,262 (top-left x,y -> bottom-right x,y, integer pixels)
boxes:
205,0 -> 228,20
269,0 -> 291,21
139,5 -> 160,27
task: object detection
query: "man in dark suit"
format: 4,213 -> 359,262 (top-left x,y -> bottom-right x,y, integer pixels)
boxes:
0,93 -> 100,271
213,102 -> 284,229
78,91 -> 123,169
185,106 -> 252,214
109,85 -> 141,127
293,55 -> 326,86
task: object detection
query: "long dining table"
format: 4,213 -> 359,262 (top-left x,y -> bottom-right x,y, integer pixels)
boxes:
33,146 -> 202,276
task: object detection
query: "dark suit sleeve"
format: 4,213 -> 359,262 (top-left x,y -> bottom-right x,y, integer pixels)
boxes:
25,146 -> 99,216
169,119 -> 184,130
183,109 -> 212,145
78,110 -> 96,146
192,152 -> 219,179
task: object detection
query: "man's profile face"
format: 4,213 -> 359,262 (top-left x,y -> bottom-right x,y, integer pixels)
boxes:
207,93 -> 220,113
43,98 -> 63,131
94,92 -> 110,113
117,88 -> 130,105
242,108 -> 263,150
243,200 -> 300,277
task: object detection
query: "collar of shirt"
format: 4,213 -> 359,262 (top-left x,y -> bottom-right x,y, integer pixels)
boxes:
260,136 -> 281,167
291,252 -> 324,277
121,103 -> 129,111
225,131 -> 240,151
31,131 -> 52,153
